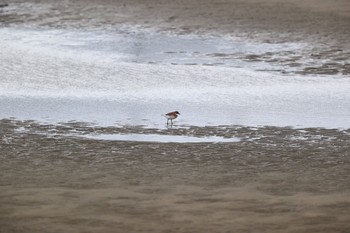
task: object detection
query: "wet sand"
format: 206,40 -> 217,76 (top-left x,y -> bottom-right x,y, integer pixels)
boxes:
1,0 -> 350,232
1,119 -> 350,233
1,0 -> 350,75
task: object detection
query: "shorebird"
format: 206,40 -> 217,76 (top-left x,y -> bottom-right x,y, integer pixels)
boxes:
164,111 -> 180,125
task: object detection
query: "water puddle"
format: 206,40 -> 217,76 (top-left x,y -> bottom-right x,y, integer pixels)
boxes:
80,133 -> 240,143
0,27 -> 304,71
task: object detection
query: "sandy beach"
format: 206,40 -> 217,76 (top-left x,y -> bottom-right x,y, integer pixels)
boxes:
1,0 -> 350,233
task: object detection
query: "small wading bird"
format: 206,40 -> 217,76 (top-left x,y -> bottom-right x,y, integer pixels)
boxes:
164,111 -> 180,125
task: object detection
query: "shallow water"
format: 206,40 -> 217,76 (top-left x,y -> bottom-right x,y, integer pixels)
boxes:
0,27 -> 304,68
80,133 -> 241,143
0,27 -> 350,128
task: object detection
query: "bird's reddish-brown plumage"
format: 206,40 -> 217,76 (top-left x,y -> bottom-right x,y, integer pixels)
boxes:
165,111 -> 180,119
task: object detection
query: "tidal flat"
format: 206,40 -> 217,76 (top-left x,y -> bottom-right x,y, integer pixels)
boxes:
1,119 -> 349,233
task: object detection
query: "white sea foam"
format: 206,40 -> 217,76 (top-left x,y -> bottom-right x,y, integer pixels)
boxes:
0,28 -> 349,128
